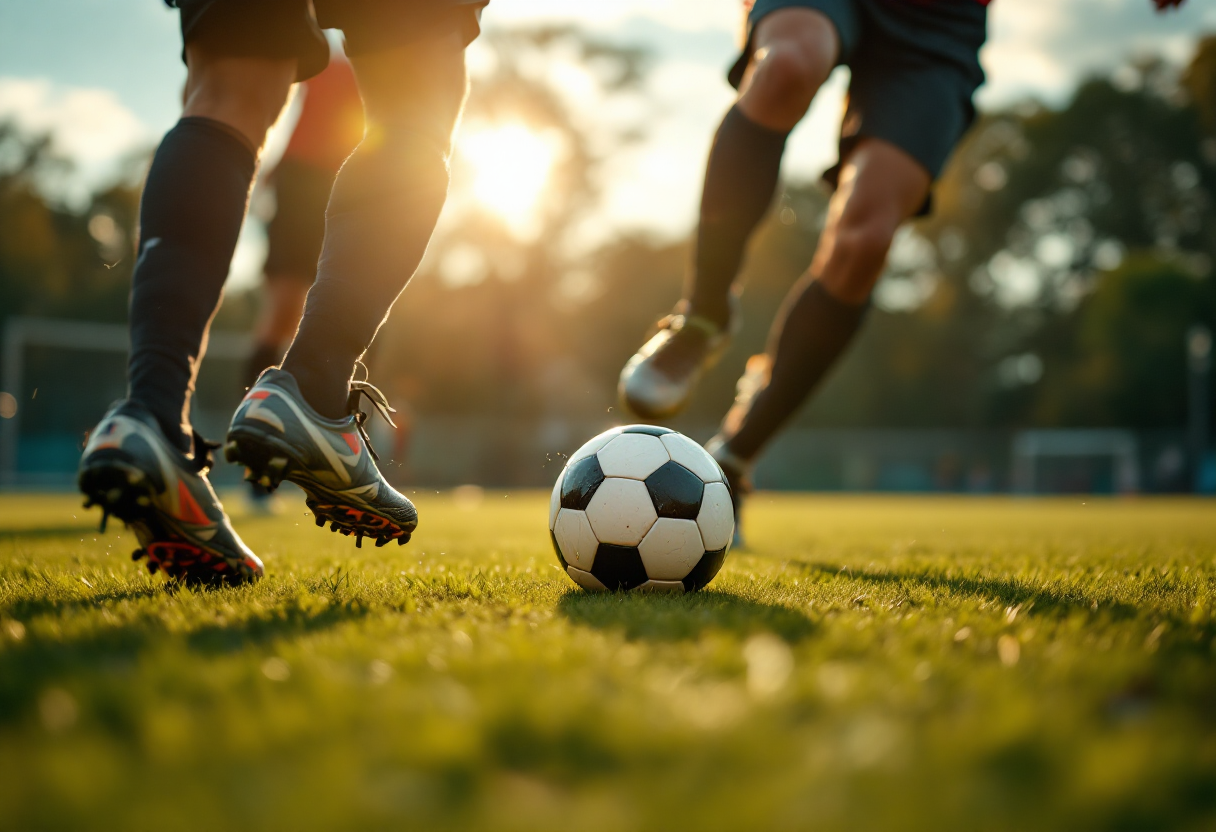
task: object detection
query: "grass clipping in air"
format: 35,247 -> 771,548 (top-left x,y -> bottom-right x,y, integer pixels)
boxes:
0,493 -> 1214,831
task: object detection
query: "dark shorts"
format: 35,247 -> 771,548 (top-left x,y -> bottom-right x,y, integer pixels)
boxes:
169,0 -> 488,81
263,159 -> 333,281
731,0 -> 987,211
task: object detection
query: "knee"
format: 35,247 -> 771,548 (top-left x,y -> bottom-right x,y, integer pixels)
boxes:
750,44 -> 830,113
183,51 -> 295,148
832,211 -> 899,263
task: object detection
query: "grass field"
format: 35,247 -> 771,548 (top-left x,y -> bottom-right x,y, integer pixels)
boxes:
1,491 -> 1214,831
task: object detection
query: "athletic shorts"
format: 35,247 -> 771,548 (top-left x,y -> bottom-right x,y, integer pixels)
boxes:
730,0 -> 987,212
168,0 -> 488,81
263,159 -> 333,281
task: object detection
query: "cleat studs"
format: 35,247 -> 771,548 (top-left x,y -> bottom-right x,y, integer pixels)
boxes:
331,523 -> 340,533
375,537 -> 388,548
315,516 -> 326,527
243,467 -> 255,482
224,440 -> 239,461
83,498 -> 95,509
356,533 -> 363,548
136,495 -> 151,507
132,549 -> 144,561
106,487 -> 123,504
126,470 -> 145,485
397,536 -> 407,546
99,509 -> 109,534
258,475 -> 272,488
147,561 -> 158,574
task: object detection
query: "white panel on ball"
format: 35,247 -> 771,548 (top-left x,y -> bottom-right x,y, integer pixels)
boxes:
660,433 -> 723,483
638,517 -> 705,581
568,428 -> 624,465
596,434 -> 670,480
548,475 -> 562,530
567,567 -> 608,592
553,508 -> 600,570
636,580 -> 685,593
585,478 -> 658,546
696,482 -> 735,551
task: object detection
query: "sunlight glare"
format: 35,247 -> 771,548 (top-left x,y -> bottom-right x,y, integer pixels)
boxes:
458,123 -> 559,236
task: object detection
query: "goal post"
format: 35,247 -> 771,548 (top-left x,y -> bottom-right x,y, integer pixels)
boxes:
1011,429 -> 1140,495
1,316 -> 251,487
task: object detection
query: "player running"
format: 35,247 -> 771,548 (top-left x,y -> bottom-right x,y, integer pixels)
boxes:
78,0 -> 487,585
618,0 -> 1186,542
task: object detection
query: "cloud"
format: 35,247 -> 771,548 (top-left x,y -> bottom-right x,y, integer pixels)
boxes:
980,0 -> 1208,107
0,77 -> 150,200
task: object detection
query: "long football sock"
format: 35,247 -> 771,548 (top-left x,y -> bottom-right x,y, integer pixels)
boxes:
718,278 -> 868,461
280,130 -> 450,419
127,116 -> 257,452
685,105 -> 789,329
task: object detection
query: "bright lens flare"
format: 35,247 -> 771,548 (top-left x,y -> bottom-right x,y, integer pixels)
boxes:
458,123 -> 558,234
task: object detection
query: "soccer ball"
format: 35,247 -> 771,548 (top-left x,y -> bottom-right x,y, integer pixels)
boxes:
548,425 -> 734,592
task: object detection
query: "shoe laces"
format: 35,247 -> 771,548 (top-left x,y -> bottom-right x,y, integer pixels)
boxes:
346,363 -> 397,462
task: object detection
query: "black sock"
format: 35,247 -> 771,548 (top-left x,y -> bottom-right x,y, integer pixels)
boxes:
686,105 -> 789,329
720,279 -> 868,461
127,116 -> 256,452
281,131 -> 449,419
243,341 -> 285,392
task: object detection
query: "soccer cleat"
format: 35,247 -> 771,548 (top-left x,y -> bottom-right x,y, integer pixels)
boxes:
224,368 -> 417,548
705,437 -> 752,550
78,401 -> 264,586
619,310 -> 732,420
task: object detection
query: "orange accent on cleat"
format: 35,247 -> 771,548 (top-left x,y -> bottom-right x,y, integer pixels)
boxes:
175,481 -> 211,526
341,432 -> 361,455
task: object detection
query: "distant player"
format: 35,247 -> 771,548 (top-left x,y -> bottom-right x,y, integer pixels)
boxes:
244,44 -> 363,511
618,0 -> 1186,542
78,0 -> 487,584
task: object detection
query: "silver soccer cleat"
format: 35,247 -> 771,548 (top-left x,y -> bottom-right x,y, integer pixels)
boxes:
619,312 -> 732,420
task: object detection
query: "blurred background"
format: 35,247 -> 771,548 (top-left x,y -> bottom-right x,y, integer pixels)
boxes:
0,0 -> 1214,495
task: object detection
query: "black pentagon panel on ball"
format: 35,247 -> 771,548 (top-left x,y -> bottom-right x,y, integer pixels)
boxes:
620,424 -> 675,436
682,547 -> 728,592
645,461 -> 704,520
590,543 -> 650,591
560,454 -> 605,510
550,529 -> 569,571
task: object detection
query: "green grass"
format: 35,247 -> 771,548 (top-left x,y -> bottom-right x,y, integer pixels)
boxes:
1,492 -> 1214,831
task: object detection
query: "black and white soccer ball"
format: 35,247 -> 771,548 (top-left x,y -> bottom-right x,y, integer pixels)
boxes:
549,425 -> 734,593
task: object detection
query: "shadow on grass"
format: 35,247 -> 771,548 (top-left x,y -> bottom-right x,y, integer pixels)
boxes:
558,589 -> 815,643
798,562 -> 1139,619
0,588 -> 371,726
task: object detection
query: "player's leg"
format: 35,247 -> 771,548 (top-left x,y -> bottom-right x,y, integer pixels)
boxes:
228,6 -> 484,547
128,46 -> 295,453
619,3 -> 850,419
714,138 -> 929,460
277,34 -> 466,417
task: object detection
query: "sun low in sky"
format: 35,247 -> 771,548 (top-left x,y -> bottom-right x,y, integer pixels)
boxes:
456,122 -> 563,240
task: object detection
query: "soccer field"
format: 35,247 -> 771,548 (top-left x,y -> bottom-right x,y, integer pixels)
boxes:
0,492 -> 1213,831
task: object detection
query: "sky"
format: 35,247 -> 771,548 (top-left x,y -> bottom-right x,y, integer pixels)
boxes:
0,0 -> 1212,259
